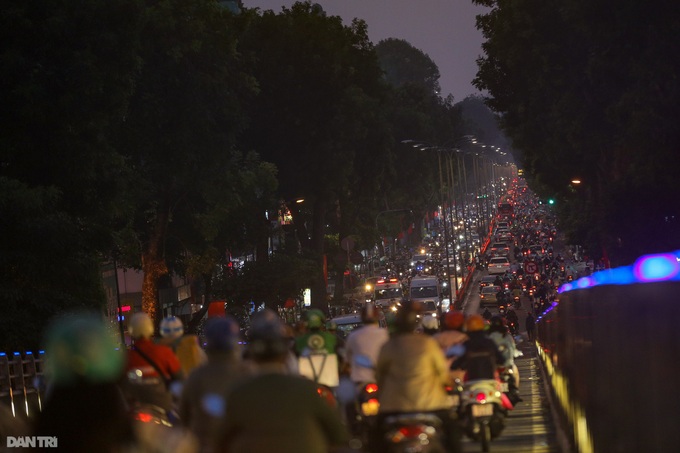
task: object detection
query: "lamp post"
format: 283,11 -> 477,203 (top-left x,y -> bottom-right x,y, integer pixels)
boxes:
402,140 -> 458,300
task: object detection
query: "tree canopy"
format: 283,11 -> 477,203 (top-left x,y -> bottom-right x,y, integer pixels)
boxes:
473,0 -> 680,264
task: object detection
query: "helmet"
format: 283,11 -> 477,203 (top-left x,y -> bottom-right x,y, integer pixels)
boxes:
304,309 -> 325,329
160,316 -> 184,340
361,303 -> 379,324
248,309 -> 289,361
394,308 -> 418,334
443,311 -> 465,331
421,314 -> 439,331
465,314 -> 486,332
129,312 -> 154,339
204,316 -> 240,352
44,312 -> 124,385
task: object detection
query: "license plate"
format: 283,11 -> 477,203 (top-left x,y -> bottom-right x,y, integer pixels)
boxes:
447,394 -> 460,407
500,382 -> 509,392
472,404 -> 494,417
361,400 -> 380,416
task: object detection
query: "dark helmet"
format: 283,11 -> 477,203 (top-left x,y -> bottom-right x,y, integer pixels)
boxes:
394,308 -> 418,334
489,315 -> 508,332
204,316 -> 241,352
248,309 -> 289,361
361,303 -> 379,324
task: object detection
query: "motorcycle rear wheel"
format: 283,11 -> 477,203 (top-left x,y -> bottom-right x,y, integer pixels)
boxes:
481,423 -> 491,452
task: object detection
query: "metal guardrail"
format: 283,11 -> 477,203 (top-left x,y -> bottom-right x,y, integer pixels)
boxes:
0,351 -> 45,418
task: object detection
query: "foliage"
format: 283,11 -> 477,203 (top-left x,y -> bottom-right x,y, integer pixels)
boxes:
375,38 -> 442,95
0,0 -> 143,349
473,0 -> 680,264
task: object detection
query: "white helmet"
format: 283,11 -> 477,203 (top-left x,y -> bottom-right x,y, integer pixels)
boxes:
129,312 -> 154,339
160,316 -> 184,340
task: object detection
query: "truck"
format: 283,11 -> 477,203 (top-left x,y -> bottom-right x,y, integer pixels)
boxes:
373,277 -> 403,308
409,276 -> 441,327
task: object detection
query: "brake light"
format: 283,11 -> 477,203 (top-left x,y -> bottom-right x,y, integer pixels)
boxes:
389,278 -> 398,283
398,425 -> 426,438
377,280 -> 385,284
475,392 -> 487,403
135,412 -> 154,423
365,383 -> 379,394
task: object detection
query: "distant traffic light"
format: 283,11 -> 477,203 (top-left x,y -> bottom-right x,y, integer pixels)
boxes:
548,198 -> 555,205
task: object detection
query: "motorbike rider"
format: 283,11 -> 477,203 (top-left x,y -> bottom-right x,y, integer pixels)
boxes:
434,311 -> 468,383
488,316 -> 521,404
482,307 -> 493,321
179,316 -> 253,453
33,312 -> 136,453
158,315 -> 207,377
294,309 -> 338,356
375,305 -> 460,453
345,303 -> 389,385
505,308 -> 519,334
123,312 -> 184,418
451,314 -> 505,382
216,309 -> 348,453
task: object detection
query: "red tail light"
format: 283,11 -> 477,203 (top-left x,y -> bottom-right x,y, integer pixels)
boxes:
398,425 -> 426,438
475,392 -> 487,403
365,383 -> 379,394
135,412 -> 153,423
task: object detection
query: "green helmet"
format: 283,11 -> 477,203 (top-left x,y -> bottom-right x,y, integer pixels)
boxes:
304,309 -> 326,329
43,312 -> 124,385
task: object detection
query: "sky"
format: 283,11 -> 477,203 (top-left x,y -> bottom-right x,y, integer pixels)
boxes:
243,0 -> 490,102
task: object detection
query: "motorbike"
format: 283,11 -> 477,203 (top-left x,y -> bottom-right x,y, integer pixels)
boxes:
347,381 -> 380,444
458,379 -> 507,452
507,319 -> 518,336
498,367 -> 521,406
129,403 -> 198,453
381,412 -> 447,453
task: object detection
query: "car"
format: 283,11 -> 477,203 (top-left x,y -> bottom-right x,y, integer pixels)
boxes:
479,275 -> 498,292
331,311 -> 387,339
488,257 -> 511,274
490,242 -> 510,257
480,285 -> 501,304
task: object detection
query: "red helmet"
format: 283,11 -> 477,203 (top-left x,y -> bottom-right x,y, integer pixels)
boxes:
443,311 -> 465,331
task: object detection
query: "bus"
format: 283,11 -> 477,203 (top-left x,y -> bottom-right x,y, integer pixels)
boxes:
498,202 -> 514,219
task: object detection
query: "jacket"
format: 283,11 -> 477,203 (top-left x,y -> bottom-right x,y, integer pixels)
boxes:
376,333 -> 451,413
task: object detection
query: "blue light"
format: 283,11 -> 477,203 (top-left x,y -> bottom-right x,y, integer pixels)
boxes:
633,253 -> 680,282
13,352 -> 20,356
576,277 -> 594,289
26,351 -> 32,355
39,350 -> 45,354
559,248 -> 680,294
0,352 -> 6,357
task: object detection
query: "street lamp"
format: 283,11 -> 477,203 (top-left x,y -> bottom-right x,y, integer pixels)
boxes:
401,140 -> 459,300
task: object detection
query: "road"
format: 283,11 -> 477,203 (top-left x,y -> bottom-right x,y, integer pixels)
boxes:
459,270 -> 561,453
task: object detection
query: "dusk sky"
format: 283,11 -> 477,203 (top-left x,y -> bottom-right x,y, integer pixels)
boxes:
244,0 -> 490,102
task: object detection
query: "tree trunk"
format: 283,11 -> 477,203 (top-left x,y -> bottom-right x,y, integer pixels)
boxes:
141,209 -> 169,327
310,198 -> 329,313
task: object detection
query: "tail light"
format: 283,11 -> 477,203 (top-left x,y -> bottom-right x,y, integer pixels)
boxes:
475,392 -> 487,403
364,383 -> 378,394
134,412 -> 154,423
398,425 -> 427,438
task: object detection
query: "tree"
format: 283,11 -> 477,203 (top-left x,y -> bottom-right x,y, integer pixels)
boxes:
237,1 -> 390,310
375,38 -> 442,96
473,0 -> 680,264
116,0 -> 257,324
0,0 -> 142,349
